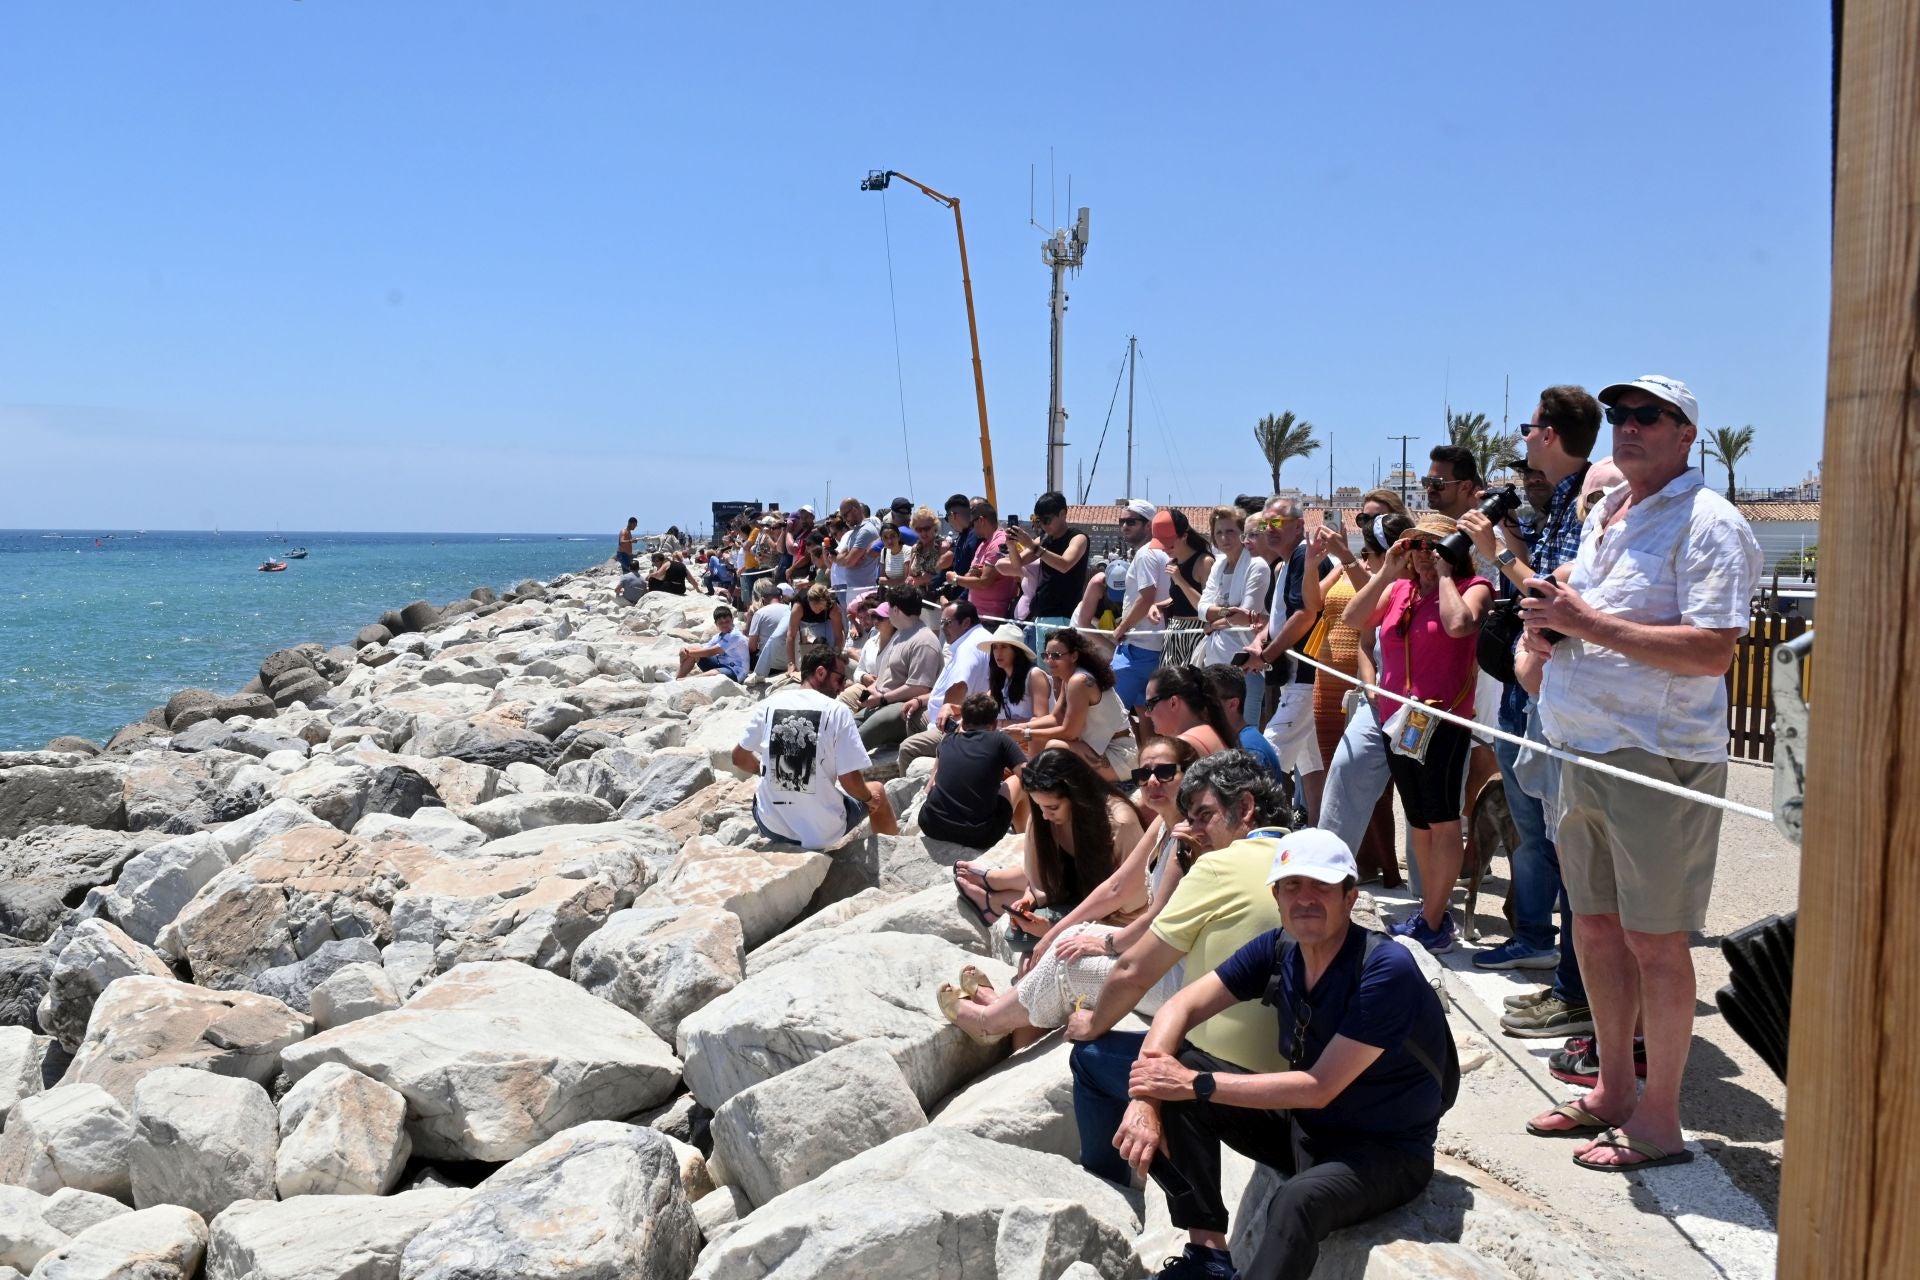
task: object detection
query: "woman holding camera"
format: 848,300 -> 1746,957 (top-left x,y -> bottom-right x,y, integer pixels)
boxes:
1341,511 -> 1493,952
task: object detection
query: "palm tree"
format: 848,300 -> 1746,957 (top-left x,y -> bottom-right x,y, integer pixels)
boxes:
1252,412 -> 1320,493
1704,426 -> 1756,502
1446,410 -> 1519,485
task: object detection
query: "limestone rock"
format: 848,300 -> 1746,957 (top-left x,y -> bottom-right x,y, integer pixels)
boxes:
0,1026 -> 51,1125
206,798 -> 328,863
995,1201 -> 1143,1280
273,763 -> 377,832
351,810 -> 487,857
410,718 -> 556,771
811,830 -> 986,905
498,761 -> 549,794
637,840 -> 830,951
930,1033 -> 1079,1160
308,963 -> 400,1030
248,938 -> 383,1014
614,755 -> 714,820
281,962 -> 681,1162
687,1127 -> 1141,1280
690,1184 -> 748,1245
275,1063 -> 410,1198
120,754 -> 230,834
523,700 -> 585,739
0,946 -> 54,1034
709,1041 -> 926,1209
0,1084 -> 134,1201
26,1204 -> 207,1280
36,1188 -> 129,1238
457,792 -> 614,839
93,832 -> 229,948
0,769 -> 127,840
677,933 -> 1010,1111
568,906 -> 743,1043
748,881 -> 988,975
65,977 -> 310,1107
683,707 -> 756,778
0,828 -> 154,941
0,1185 -> 67,1273
127,1068 -> 277,1219
41,921 -> 174,1053
203,1188 -> 464,1280
398,1122 -> 698,1280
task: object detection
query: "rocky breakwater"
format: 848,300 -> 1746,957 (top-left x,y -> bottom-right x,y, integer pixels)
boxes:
0,564 -> 1633,1280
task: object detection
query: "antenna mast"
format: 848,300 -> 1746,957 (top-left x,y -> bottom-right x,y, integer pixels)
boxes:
1042,201 -> 1091,496
1389,434 -> 1419,510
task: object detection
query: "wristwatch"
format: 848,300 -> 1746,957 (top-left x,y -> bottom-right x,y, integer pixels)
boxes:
1192,1072 -> 1216,1102
1495,550 -> 1517,568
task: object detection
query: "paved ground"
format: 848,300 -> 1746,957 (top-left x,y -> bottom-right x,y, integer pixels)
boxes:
1374,757 -> 1792,1277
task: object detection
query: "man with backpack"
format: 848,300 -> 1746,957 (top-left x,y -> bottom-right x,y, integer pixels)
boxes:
1117,828 -> 1454,1280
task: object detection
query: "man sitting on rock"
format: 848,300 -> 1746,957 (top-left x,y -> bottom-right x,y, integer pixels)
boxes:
678,605 -> 750,681
1121,829 -> 1451,1280
733,646 -> 898,848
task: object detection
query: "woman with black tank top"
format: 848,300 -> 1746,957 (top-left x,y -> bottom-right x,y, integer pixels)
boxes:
1007,492 -> 1089,645
1150,510 -> 1214,668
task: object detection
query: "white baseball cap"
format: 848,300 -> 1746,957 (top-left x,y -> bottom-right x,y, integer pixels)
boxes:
1264,828 -> 1360,886
1597,374 -> 1699,428
1122,498 -> 1156,523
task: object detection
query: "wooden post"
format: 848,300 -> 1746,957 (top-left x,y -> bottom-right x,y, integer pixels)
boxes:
1777,0 -> 1920,1275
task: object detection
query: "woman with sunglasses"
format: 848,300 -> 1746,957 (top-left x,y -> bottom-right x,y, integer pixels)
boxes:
1340,512 -> 1493,952
1142,662 -> 1234,757
903,505 -> 952,593
941,737 -> 1196,1042
786,582 -> 846,674
1008,627 -> 1137,781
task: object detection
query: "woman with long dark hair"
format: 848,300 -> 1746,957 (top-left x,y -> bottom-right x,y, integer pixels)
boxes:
1148,510 -> 1215,668
1142,662 -> 1234,756
1009,626 -> 1136,780
981,625 -> 1052,724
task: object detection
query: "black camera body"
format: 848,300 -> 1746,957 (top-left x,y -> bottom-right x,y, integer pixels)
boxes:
1436,485 -> 1520,572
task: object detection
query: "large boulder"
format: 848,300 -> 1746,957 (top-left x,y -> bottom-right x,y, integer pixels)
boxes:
272,763 -> 378,831
247,937 -> 383,1014
281,962 -> 682,1162
636,840 -> 830,951
210,692 -> 279,724
568,906 -> 743,1043
398,1122 -> 698,1280
275,1062 -> 410,1198
92,832 -> 230,948
929,1033 -> 1079,1160
269,672 -> 332,710
359,766 -> 441,821
37,1188 -> 130,1237
411,718 -> 557,771
27,1204 -> 208,1280
0,1026 -> 52,1125
709,1041 -> 926,1209
613,755 -> 714,819
456,792 -> 615,839
746,881 -> 990,976
127,1069 -> 278,1219
687,1127 -> 1142,1280
206,798 -> 328,863
307,963 -> 400,1030
0,1185 -> 68,1273
0,765 -> 129,838
0,828 -> 155,940
164,688 -> 222,730
40,920 -> 175,1052
811,830 -> 992,905
0,944 -> 54,1032
65,977 -> 310,1107
119,754 -> 230,834
0,1084 -> 134,1201
676,933 -> 1011,1111
203,1189 -> 464,1280
258,648 -> 317,690
351,810 -> 487,858
354,623 -> 393,649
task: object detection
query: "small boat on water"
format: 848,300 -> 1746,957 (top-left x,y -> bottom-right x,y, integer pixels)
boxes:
286,547 -> 309,559
258,560 -> 288,573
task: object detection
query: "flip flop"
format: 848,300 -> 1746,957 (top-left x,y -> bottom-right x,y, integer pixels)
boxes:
936,983 -> 1002,1045
952,869 -> 1000,928
959,965 -> 995,999
1525,1100 -> 1615,1138
1572,1128 -> 1696,1172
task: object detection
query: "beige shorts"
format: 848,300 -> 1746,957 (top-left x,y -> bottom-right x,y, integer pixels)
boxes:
1556,747 -> 1727,934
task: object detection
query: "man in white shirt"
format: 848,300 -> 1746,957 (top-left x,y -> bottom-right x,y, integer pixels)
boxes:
896,600 -> 993,771
734,647 -> 898,848
1517,374 -> 1760,1171
1108,498 -> 1173,712
830,497 -> 884,608
677,605 -> 751,681
746,581 -> 792,679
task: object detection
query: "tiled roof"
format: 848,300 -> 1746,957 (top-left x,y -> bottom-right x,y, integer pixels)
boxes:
1735,501 -> 1821,522
1063,503 -> 1361,535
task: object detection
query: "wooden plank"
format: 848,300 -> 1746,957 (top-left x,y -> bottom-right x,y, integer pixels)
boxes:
1778,0 -> 1920,1273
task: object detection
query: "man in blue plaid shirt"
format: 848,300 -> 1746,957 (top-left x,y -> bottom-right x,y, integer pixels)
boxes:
1457,386 -> 1604,1045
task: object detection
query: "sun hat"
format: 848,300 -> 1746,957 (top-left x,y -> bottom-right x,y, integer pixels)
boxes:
976,622 -> 1038,661
1596,374 -> 1699,427
1393,512 -> 1458,546
1265,828 -> 1360,886
1122,498 -> 1155,523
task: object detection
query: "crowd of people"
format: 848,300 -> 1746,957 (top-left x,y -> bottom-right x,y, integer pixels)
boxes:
656,373 -> 1763,1280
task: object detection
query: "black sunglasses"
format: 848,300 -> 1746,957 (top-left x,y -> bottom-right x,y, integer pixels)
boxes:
1118,515 -> 1146,527
1131,762 -> 1182,785
1419,476 -> 1458,490
1605,403 -> 1685,427
1518,420 -> 1543,436
1042,648 -> 1070,660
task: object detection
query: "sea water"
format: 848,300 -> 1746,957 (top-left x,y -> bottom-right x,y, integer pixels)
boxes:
0,530 -> 610,751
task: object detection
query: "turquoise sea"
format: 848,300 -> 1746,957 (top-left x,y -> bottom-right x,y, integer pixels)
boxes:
0,530 -> 609,751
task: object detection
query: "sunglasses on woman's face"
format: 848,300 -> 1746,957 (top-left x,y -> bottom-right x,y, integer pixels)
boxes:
1131,762 -> 1181,785
1042,648 -> 1070,661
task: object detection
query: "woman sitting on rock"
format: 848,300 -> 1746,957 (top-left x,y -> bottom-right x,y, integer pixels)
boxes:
981,625 -> 1052,726
941,736 -> 1198,1040
1006,627 -> 1137,781
786,582 -> 845,673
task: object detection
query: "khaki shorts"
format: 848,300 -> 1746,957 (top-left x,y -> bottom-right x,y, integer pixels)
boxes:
1556,747 -> 1727,934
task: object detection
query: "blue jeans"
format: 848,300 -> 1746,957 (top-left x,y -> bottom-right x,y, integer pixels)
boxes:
1068,1030 -> 1147,1185
1320,700 -> 1392,856
1110,643 -> 1164,709
1497,688 -> 1584,1002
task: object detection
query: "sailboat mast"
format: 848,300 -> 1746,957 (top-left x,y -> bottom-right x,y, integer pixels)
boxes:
1125,335 -> 1136,498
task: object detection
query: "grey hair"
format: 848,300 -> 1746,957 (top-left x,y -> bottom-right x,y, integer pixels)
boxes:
1263,495 -> 1303,520
1176,750 -> 1292,829
751,578 -> 777,602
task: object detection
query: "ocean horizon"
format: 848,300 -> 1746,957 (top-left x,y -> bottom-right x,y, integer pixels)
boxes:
0,528 -> 616,751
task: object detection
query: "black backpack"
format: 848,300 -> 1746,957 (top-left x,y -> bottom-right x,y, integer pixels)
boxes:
1260,929 -> 1460,1113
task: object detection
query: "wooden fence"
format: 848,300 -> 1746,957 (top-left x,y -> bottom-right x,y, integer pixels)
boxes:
1728,613 -> 1812,762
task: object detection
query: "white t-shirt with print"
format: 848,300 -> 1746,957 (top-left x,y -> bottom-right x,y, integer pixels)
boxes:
740,685 -> 873,848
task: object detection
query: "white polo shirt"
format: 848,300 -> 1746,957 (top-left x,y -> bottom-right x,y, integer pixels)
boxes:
1537,469 -> 1761,762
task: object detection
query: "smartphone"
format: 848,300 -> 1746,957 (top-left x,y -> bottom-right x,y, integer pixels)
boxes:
1230,651 -> 1252,668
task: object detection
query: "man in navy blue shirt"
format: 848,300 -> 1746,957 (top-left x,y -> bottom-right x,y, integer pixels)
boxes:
1118,829 -> 1449,1280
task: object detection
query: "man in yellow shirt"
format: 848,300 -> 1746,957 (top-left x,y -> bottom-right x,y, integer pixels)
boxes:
1067,750 -> 1291,1184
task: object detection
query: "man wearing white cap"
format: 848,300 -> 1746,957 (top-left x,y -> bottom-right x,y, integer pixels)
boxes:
1118,828 -> 1451,1280
1517,374 -> 1760,1171
1108,498 -> 1174,712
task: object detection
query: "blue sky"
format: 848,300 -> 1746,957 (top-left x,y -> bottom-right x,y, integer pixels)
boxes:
2,3 -> 1832,533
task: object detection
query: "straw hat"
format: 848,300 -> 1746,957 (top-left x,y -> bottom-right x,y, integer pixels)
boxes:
976,622 -> 1038,661
1393,512 -> 1457,547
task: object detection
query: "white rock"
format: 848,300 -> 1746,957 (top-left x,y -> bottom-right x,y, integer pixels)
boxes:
709,1042 -> 926,1209
614,754 -> 714,820
378,943 -> 435,1000
745,881 -> 988,975
95,833 -> 230,947
568,906 -> 743,1043
273,763 -> 378,832
35,1188 -> 128,1238
25,1204 -> 207,1280
307,963 -> 400,1030
40,921 -> 175,1053
660,1134 -> 714,1204
524,700 -> 586,739
636,840 -> 830,951
0,1186 -> 66,1273
127,1069 -> 277,1220
397,1122 -> 698,1280
350,810 -> 488,857
274,1062 -> 410,1198
281,962 -> 682,1162
687,1127 -> 1142,1280
499,762 -> 550,795
65,976 -> 310,1107
203,1189 -> 464,1280
260,749 -> 309,774
0,1085 -> 133,1201
456,792 -> 614,839
682,706 -> 756,778
0,1027 -> 50,1127
207,798 -> 328,863
929,1032 -> 1079,1160
996,1201 -> 1140,1280
689,1185 -> 748,1244
677,933 -> 1010,1111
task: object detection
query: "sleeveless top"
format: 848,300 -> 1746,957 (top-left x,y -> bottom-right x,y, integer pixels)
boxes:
1001,667 -> 1053,722
1165,552 -> 1207,619
1031,526 -> 1090,618
1079,684 -> 1131,755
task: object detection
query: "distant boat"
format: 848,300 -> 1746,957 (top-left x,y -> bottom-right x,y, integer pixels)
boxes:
258,560 -> 288,573
286,547 -> 309,559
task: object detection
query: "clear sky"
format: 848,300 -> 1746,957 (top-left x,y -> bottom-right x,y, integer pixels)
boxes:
2,2 -> 1832,534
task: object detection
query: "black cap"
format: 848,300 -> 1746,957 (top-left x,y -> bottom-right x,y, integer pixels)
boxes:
890,496 -> 913,514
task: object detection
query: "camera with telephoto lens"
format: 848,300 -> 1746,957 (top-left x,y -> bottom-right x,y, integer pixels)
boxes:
1436,485 -> 1520,572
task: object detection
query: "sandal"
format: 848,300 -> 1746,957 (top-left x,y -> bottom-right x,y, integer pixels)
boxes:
936,983 -> 1002,1045
952,869 -> 1000,928
1572,1128 -> 1695,1172
959,965 -> 995,999
1525,1100 -> 1616,1138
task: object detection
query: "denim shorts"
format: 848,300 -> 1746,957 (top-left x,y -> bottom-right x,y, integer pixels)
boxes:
1110,642 -> 1165,709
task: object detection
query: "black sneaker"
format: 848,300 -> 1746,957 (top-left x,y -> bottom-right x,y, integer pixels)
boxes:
1154,1243 -> 1239,1279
